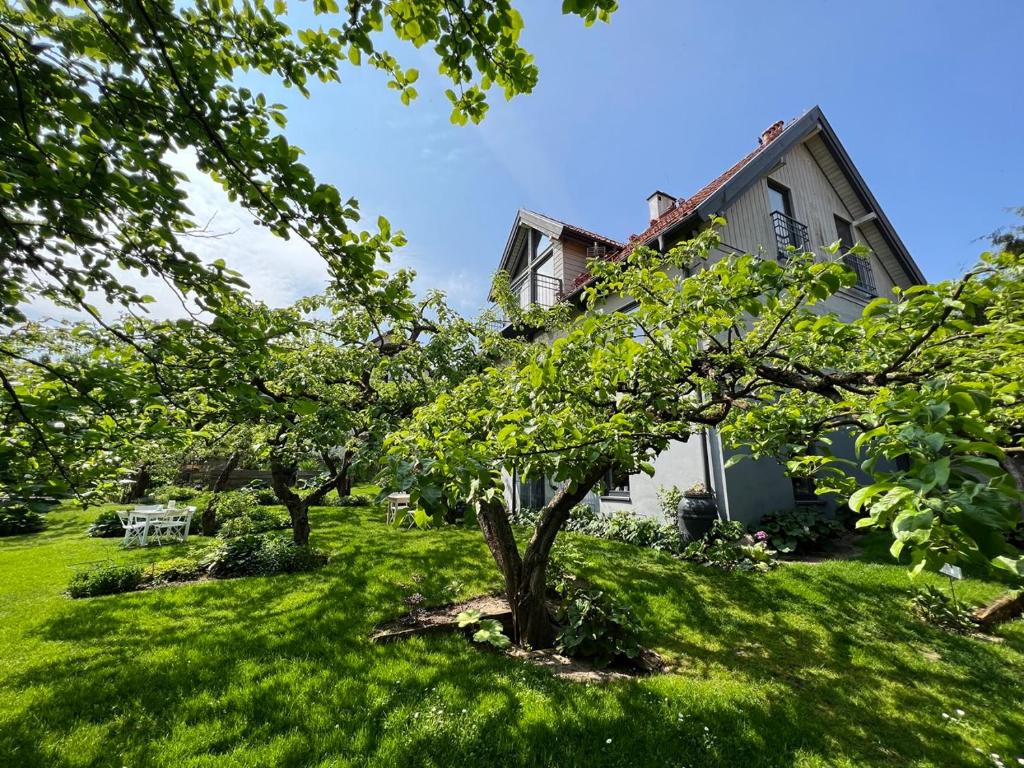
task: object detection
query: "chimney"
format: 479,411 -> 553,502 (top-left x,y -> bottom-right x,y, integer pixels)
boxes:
646,190 -> 675,223
759,120 -> 785,146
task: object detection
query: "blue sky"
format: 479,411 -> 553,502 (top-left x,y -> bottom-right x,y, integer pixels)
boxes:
134,1 -> 1024,318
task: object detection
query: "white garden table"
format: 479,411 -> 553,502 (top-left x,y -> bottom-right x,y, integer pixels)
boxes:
127,508 -> 170,547
121,506 -> 195,547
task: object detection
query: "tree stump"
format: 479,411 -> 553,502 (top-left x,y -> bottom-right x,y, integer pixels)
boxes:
972,591 -> 1024,629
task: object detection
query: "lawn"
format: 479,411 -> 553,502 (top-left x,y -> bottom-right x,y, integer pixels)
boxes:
1,499 -> 1022,768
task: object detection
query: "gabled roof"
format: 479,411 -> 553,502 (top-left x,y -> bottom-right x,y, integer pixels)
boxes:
496,209 -> 623,275
566,106 -> 924,295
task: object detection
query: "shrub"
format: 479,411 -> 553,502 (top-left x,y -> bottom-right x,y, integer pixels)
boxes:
910,585 -> 978,634
656,485 -> 684,520
88,509 -> 125,538
552,577 -> 642,667
243,482 -> 280,505
202,533 -> 327,578
218,506 -> 289,538
212,490 -> 260,522
756,507 -> 844,554
0,504 -> 44,536
600,510 -> 680,553
546,542 -> 642,667
514,504 -> 681,553
681,520 -> 776,572
323,493 -> 375,508
68,564 -> 144,598
146,557 -> 203,584
152,484 -> 204,503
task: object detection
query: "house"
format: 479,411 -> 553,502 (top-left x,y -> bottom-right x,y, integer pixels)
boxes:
494,106 -> 926,526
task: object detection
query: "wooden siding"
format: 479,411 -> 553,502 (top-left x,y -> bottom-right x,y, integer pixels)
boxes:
559,238 -> 591,289
716,141 -> 903,302
804,134 -> 913,288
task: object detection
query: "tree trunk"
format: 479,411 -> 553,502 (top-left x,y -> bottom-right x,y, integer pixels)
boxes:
120,462 -> 152,503
322,450 -> 353,498
202,451 -> 239,536
270,457 -> 310,546
477,463 -> 608,649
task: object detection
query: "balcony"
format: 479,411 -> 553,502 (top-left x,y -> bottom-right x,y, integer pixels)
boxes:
843,252 -> 876,295
489,272 -> 563,334
771,210 -> 809,260
509,271 -> 563,309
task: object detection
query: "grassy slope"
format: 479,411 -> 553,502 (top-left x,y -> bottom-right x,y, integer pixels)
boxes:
0,499 -> 1022,768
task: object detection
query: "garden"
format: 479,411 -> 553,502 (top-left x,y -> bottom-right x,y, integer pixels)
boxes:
1,494 -> 1023,767
2,2 -> 1024,766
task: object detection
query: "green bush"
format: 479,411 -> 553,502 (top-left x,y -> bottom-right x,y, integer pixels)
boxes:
910,585 -> 978,634
202,534 -> 327,579
152,484 -> 204,503
323,493 -> 375,508
681,520 -> 776,572
514,504 -> 680,554
243,482 -> 280,505
756,507 -> 844,554
68,564 -> 144,598
553,581 -> 642,667
0,504 -> 44,536
146,557 -> 203,584
218,506 -> 289,538
212,490 -> 259,522
87,509 -> 125,538
600,510 -> 680,553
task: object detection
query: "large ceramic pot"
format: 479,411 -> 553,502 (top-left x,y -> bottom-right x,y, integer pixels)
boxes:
677,493 -> 718,542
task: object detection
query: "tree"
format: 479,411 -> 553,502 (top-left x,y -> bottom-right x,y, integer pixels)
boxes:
0,320 -> 185,503
0,0 -> 618,500
988,207 -> 1024,256
387,225 -> 1024,648
136,270 -> 487,544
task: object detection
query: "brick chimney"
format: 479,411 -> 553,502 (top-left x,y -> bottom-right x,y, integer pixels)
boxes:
759,120 -> 785,146
646,190 -> 675,223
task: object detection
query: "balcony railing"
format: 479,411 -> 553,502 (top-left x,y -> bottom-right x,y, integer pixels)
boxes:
843,252 -> 876,295
771,210 -> 809,260
509,271 -> 563,309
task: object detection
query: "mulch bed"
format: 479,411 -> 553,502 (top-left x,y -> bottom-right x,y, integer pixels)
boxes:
370,594 -> 669,682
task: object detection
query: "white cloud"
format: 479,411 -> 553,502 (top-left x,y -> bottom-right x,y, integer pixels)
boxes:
23,148 -> 489,325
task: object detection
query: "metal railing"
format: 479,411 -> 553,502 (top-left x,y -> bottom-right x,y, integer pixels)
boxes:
843,252 -> 876,295
771,210 -> 809,260
509,271 -> 563,309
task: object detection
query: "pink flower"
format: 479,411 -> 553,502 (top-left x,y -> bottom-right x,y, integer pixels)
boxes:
754,530 -> 768,542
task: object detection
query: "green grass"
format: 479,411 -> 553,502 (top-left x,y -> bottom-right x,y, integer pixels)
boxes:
1,498 -> 1022,768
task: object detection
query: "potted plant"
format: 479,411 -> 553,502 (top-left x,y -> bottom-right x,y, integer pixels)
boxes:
677,481 -> 718,542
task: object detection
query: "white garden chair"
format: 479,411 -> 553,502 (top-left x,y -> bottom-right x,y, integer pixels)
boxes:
386,493 -> 410,524
118,509 -> 147,548
152,507 -> 194,544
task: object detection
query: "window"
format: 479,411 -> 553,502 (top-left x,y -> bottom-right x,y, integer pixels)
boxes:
518,474 -> 547,510
834,215 -> 854,251
768,180 -> 807,259
834,215 -> 876,295
767,180 -> 792,217
534,232 -> 552,259
602,467 -> 630,499
791,474 -> 817,503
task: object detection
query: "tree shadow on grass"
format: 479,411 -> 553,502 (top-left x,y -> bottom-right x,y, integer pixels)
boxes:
3,511 -> 1022,767
576,538 -> 1024,766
